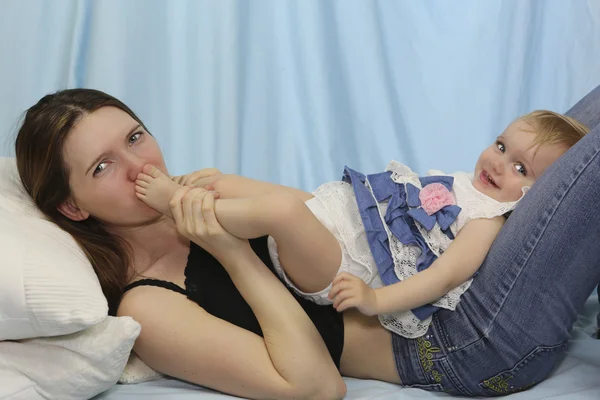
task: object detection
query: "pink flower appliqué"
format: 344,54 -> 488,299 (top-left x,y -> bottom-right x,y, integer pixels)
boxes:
418,183 -> 456,216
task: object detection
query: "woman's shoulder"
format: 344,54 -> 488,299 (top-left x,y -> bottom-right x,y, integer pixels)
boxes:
118,279 -> 183,315
119,244 -> 192,315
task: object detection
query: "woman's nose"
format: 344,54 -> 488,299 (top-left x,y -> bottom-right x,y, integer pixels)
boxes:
126,155 -> 146,181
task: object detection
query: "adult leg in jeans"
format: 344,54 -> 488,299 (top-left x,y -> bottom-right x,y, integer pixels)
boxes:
565,84 -> 600,336
435,118 -> 600,394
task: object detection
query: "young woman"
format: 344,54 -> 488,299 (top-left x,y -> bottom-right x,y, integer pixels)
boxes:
14,88 -> 600,398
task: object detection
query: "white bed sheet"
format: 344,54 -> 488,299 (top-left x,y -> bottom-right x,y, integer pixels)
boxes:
94,295 -> 600,399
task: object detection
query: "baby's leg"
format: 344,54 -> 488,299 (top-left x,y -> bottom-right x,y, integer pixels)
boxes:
214,192 -> 342,294
208,174 -> 314,202
136,165 -> 342,293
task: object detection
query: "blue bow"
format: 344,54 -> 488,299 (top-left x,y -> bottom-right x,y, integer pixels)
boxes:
342,167 -> 463,321
366,172 -> 418,246
405,176 -> 461,233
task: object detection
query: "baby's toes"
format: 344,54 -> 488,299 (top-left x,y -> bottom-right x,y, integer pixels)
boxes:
137,172 -> 154,184
135,184 -> 147,195
136,178 -> 149,187
142,164 -> 165,179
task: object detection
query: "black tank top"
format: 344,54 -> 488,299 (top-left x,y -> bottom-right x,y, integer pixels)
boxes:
122,236 -> 344,368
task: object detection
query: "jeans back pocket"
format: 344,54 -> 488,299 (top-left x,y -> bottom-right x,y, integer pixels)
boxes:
478,341 -> 568,396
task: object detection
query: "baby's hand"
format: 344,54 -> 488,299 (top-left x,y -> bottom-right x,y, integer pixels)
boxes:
329,272 -> 379,316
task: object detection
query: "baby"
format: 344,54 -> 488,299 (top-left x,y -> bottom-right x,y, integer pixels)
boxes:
135,110 -> 588,338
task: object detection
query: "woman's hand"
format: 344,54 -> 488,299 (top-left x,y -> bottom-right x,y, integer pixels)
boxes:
164,189 -> 345,399
170,168 -> 222,188
168,186 -> 250,262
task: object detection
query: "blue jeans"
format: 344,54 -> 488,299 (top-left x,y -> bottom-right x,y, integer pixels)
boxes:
392,118 -> 600,396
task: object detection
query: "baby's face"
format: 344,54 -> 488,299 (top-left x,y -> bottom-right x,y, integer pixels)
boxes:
473,120 -> 569,202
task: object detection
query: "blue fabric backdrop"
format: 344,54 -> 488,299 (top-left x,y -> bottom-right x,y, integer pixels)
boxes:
1,0 -> 599,190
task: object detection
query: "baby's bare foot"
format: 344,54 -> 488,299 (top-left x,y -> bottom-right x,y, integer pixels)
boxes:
135,164 -> 181,218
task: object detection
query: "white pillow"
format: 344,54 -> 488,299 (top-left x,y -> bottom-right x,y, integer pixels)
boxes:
119,352 -> 165,384
0,157 -> 108,340
0,156 -> 163,386
0,367 -> 39,400
0,316 -> 141,400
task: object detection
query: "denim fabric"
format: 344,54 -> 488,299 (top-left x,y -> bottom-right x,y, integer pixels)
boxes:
565,84 -> 600,336
566,84 -> 600,134
392,113 -> 600,395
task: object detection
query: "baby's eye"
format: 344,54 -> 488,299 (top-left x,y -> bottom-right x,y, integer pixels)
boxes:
496,141 -> 505,152
515,163 -> 527,176
93,162 -> 107,176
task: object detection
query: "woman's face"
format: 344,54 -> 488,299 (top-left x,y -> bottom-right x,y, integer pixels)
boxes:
59,106 -> 168,226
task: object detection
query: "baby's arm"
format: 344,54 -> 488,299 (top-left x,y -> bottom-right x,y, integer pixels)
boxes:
375,216 -> 506,314
330,216 -> 505,315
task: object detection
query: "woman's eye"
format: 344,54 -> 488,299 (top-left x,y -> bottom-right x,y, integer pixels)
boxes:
129,132 -> 143,144
515,163 -> 527,176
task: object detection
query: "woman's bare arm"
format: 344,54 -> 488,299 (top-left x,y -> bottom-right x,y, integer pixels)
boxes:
118,280 -> 344,399
121,186 -> 346,399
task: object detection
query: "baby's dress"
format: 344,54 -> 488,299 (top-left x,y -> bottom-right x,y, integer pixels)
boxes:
269,161 -> 523,338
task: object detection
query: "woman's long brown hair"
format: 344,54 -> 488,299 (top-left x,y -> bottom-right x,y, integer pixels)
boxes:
15,88 -> 147,315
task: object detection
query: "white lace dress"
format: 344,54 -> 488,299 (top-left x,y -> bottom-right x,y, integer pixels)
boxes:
269,160 -> 524,338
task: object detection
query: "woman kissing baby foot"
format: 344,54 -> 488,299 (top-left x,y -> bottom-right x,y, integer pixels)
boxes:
135,164 -> 185,218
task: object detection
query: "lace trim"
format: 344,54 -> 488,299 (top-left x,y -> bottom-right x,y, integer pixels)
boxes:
374,164 -> 525,337
310,162 -> 525,338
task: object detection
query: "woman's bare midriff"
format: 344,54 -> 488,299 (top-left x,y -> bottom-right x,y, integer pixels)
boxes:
340,309 -> 402,384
